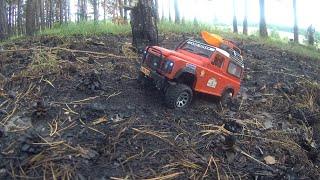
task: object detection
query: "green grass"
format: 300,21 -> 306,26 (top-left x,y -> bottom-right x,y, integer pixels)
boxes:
243,35 -> 320,60
2,20 -> 320,60
39,21 -> 131,36
0,35 -> 25,46
158,20 -> 229,34
158,21 -> 320,60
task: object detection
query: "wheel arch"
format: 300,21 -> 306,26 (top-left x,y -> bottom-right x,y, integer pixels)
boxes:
222,86 -> 235,97
174,68 -> 197,88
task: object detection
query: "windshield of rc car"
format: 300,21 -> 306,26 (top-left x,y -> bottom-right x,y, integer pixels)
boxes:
180,40 -> 215,58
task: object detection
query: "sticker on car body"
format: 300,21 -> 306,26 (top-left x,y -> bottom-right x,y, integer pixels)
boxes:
186,41 -> 215,52
207,78 -> 217,88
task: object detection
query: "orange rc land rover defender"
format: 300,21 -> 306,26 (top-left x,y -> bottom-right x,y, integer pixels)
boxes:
138,31 -> 244,109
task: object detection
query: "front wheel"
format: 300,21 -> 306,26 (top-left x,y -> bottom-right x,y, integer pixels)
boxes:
165,84 -> 193,109
137,72 -> 152,87
220,90 -> 233,107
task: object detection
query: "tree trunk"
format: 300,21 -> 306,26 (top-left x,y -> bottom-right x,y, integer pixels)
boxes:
18,0 -> 24,34
8,2 -> 12,35
232,0 -> 238,33
64,0 -> 69,23
168,0 -> 172,22
40,0 -> 45,30
161,0 -> 165,21
0,0 -> 7,40
46,0 -> 50,27
83,0 -> 88,21
130,0 -> 158,50
26,0 -> 36,36
59,0 -> 64,24
118,0 -> 124,18
259,0 -> 268,37
154,0 -> 159,22
307,25 -> 315,46
293,0 -> 298,43
124,0 -> 128,21
50,0 -> 54,27
174,0 -> 180,24
93,0 -> 99,23
243,0 -> 248,35
13,4 -> 17,35
103,0 -> 106,21
79,0 -> 85,21
34,1 -> 39,30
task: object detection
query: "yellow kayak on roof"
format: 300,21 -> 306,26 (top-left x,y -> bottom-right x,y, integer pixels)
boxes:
201,31 -> 223,47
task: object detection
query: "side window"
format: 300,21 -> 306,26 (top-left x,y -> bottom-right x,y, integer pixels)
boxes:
212,54 -> 224,68
227,62 -> 242,78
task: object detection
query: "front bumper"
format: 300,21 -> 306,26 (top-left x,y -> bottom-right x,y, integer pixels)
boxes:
140,66 -> 167,90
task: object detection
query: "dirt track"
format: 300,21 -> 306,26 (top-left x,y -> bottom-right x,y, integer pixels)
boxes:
0,34 -> 319,179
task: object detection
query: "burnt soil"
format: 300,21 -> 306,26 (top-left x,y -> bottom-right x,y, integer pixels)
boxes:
0,34 -> 319,179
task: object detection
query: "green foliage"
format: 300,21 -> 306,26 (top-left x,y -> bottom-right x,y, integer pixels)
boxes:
250,29 -> 260,37
39,21 -> 131,37
158,20 -> 227,35
246,35 -> 320,60
2,20 -> 320,61
270,29 -> 281,40
0,35 -> 24,45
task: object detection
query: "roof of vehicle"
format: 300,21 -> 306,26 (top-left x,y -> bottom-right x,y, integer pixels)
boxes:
185,39 -> 244,68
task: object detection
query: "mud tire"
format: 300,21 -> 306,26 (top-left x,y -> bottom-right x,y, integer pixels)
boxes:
220,90 -> 233,107
165,84 -> 193,109
137,72 -> 152,87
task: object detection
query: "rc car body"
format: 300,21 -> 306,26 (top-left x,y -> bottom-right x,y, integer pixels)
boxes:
138,32 -> 244,109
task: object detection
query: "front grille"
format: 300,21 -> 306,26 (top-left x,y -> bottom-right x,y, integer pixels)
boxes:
146,53 -> 163,71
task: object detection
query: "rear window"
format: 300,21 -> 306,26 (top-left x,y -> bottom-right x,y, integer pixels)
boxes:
180,41 -> 215,58
228,62 -> 242,78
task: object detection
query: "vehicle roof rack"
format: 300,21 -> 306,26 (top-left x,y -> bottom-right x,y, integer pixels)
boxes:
184,39 -> 244,68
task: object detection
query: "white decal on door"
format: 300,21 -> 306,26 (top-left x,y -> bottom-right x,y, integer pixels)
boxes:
207,78 -> 217,88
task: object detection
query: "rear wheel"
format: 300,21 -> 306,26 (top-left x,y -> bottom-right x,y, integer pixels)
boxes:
165,84 -> 193,109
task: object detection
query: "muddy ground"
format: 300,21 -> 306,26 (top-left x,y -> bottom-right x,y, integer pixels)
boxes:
0,34 -> 319,179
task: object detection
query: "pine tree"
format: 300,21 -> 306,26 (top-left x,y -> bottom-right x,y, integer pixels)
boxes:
26,0 -> 36,36
130,0 -> 158,50
0,0 -> 7,40
259,0 -> 268,37
174,0 -> 180,24
243,0 -> 248,35
232,0 -> 238,33
293,0 -> 298,43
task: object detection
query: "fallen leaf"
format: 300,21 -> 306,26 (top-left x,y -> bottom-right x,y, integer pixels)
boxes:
264,155 -> 276,165
92,116 -> 108,125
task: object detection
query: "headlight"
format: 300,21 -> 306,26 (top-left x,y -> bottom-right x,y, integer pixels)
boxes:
142,50 -> 148,62
163,60 -> 174,73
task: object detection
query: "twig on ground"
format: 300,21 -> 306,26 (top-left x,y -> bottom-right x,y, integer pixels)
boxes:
143,172 -> 184,180
42,79 -> 55,88
239,149 -> 273,171
200,124 -> 232,136
51,96 -> 100,105
79,118 -> 106,136
104,91 -> 122,101
132,128 -> 174,146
